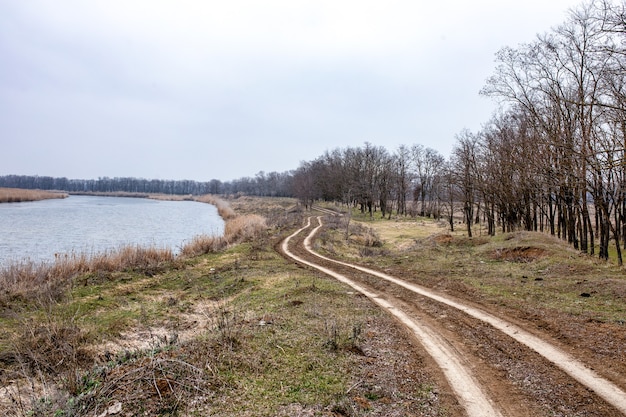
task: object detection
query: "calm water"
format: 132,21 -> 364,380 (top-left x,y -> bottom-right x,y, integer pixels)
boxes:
0,195 -> 224,266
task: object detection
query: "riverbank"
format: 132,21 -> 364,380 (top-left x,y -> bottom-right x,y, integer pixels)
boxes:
0,187 -> 67,203
0,195 -> 262,308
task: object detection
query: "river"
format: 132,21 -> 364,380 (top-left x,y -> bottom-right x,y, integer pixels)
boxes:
0,195 -> 225,266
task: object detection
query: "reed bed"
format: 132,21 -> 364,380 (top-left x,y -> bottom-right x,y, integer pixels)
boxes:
0,246 -> 175,306
224,214 -> 266,243
0,188 -> 67,203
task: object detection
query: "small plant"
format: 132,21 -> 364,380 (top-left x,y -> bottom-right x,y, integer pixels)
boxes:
207,300 -> 242,351
323,320 -> 340,351
322,320 -> 363,353
350,322 -> 362,350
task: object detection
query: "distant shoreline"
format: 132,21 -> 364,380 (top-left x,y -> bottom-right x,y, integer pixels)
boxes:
68,191 -> 196,201
0,187 -> 68,203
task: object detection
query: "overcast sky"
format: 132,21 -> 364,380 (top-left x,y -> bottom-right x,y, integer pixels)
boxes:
1,0 -> 585,182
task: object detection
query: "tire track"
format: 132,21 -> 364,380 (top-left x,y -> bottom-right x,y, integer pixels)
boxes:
297,215 -> 626,416
282,217 -> 504,417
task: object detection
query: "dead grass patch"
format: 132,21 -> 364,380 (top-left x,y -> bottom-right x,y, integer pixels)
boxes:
194,195 -> 236,220
224,214 -> 267,244
180,235 -> 226,257
368,219 -> 446,249
433,234 -> 454,245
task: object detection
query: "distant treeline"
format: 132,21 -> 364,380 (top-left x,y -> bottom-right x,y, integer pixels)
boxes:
0,173 -> 294,197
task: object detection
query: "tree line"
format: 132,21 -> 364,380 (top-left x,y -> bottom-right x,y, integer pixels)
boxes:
471,0 -> 626,264
0,172 -> 293,198
290,142 -> 448,220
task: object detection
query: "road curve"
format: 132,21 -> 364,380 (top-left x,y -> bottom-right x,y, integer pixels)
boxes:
282,217 -> 503,417
282,215 -> 626,416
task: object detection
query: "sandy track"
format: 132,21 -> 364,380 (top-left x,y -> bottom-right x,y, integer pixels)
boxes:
280,215 -> 626,416
282,217 -> 503,417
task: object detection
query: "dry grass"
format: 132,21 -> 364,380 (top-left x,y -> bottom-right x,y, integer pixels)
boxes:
179,235 -> 226,257
223,214 -> 266,243
179,214 -> 267,257
366,219 -> 448,249
194,194 -> 237,219
0,246 -> 176,307
0,188 -> 67,203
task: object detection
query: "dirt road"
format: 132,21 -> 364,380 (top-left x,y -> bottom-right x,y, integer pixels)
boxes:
280,216 -> 626,417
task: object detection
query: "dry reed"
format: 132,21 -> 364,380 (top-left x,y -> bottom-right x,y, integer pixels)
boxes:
179,235 -> 226,257
194,194 -> 237,219
0,246 -> 174,306
223,214 -> 267,243
0,188 -> 67,203
179,214 -> 267,257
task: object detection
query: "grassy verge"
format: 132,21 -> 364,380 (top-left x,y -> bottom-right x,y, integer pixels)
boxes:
0,188 -> 67,203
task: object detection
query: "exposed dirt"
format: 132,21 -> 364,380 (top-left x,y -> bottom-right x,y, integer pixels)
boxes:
490,246 -> 549,262
279,216 -> 626,417
97,297 -> 220,355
